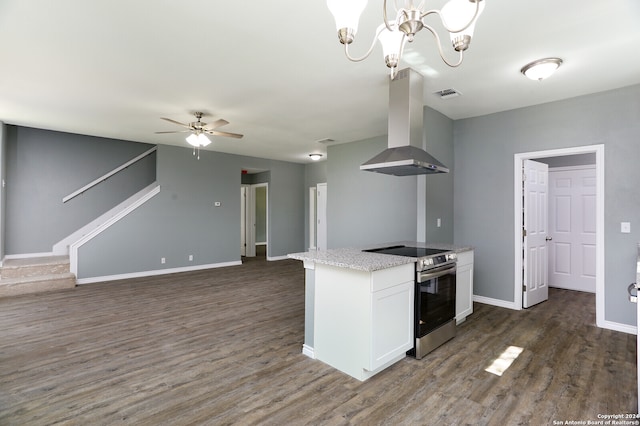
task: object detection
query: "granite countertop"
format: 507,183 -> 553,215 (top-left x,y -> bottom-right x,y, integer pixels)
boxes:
288,242 -> 473,272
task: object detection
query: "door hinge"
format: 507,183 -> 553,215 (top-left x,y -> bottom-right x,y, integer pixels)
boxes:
523,284 -> 527,292
522,228 -> 527,238
522,170 -> 527,182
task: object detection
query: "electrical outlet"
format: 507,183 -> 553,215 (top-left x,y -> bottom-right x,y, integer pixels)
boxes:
188,255 -> 193,261
161,257 -> 166,264
437,218 -> 441,228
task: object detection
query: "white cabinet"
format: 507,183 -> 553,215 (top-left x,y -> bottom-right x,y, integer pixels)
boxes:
456,250 -> 474,324
314,262 -> 414,381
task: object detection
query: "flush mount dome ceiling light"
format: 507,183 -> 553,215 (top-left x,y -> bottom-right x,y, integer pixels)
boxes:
326,0 -> 486,79
309,153 -> 323,161
521,57 -> 563,81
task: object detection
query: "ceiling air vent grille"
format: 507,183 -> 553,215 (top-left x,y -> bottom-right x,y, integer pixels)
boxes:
434,88 -> 462,99
315,138 -> 335,144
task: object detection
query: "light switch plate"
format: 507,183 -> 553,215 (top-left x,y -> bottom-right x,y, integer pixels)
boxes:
621,222 -> 631,233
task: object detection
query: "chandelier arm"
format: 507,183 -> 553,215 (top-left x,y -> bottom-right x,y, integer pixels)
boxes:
388,33 -> 408,80
421,0 -> 481,34
383,0 -> 394,32
422,24 -> 464,68
344,25 -> 385,62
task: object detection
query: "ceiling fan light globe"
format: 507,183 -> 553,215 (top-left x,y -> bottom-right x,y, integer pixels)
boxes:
198,133 -> 212,147
186,133 -> 200,147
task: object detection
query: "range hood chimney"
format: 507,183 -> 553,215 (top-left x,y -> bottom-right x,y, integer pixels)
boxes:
360,68 -> 449,176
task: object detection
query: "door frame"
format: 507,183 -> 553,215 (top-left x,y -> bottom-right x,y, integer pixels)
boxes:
513,144 -> 604,328
252,183 -> 268,256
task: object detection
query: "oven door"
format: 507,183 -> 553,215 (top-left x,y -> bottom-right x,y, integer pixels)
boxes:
416,263 -> 456,337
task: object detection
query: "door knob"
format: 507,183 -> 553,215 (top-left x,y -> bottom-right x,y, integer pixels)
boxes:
628,283 -> 638,303
545,236 -> 553,241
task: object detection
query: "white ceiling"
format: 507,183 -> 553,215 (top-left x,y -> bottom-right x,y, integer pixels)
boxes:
1,1 -> 639,164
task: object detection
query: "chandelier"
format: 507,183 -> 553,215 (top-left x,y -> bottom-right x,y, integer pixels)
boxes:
327,0 -> 485,79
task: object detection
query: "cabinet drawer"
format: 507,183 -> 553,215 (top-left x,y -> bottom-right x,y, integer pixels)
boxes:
371,263 -> 414,292
457,250 -> 474,267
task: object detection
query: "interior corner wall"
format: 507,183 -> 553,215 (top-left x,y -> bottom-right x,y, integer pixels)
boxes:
326,136 -> 418,248
421,106 -> 454,243
453,83 -> 640,326
0,122 -> 6,261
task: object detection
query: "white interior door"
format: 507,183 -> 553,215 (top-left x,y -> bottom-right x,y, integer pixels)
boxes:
548,167 -> 596,292
316,183 -> 327,250
523,159 -> 549,308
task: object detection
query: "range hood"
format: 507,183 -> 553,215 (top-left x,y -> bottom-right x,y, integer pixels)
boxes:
360,68 -> 449,176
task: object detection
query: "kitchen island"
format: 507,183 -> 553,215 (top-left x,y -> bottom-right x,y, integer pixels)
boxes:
288,242 -> 473,381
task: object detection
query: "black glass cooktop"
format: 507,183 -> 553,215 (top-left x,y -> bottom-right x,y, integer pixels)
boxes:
363,245 -> 449,258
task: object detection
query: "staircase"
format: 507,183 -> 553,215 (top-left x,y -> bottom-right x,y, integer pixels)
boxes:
0,256 -> 76,298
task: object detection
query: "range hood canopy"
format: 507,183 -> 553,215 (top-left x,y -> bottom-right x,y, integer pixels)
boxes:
360,68 -> 449,176
360,145 -> 449,176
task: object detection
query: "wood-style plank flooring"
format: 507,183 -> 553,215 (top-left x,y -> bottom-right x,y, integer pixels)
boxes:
0,256 -> 636,425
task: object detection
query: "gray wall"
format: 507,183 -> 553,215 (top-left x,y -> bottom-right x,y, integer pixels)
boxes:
326,136 -> 418,248
454,84 -> 640,326
5,126 -> 156,254
78,144 -> 305,279
0,123 -> 6,261
422,107 -> 454,243
538,153 -> 596,168
324,106 -> 454,249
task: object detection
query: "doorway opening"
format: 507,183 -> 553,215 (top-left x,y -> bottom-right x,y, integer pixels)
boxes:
311,183 -> 327,251
513,145 -> 604,327
241,170 -> 269,259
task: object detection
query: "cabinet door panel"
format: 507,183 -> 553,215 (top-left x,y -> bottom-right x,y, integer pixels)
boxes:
370,281 -> 414,370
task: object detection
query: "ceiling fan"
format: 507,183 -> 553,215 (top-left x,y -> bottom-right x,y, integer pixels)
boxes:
155,111 -> 243,159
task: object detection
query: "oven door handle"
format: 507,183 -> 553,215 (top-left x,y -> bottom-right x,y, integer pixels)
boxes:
417,265 -> 457,282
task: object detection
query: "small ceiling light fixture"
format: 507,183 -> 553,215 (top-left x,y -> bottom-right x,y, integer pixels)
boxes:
520,57 -> 563,81
186,132 -> 211,160
186,132 -> 211,148
326,0 -> 486,79
309,153 -> 323,161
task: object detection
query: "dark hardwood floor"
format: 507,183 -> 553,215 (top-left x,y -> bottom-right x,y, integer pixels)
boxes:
0,256 -> 636,425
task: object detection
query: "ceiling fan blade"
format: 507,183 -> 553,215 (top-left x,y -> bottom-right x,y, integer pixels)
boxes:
154,130 -> 190,134
205,130 -> 244,139
160,117 -> 191,128
203,118 -> 229,131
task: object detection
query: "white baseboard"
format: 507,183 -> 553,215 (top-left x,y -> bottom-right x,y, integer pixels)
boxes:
4,252 -> 56,260
473,295 -> 520,310
474,295 -> 637,335
76,260 -> 242,285
600,319 -> 636,335
267,255 -> 289,261
302,344 -> 315,359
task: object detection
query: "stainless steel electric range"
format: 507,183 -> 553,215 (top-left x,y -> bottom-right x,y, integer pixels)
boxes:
364,245 -> 457,359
